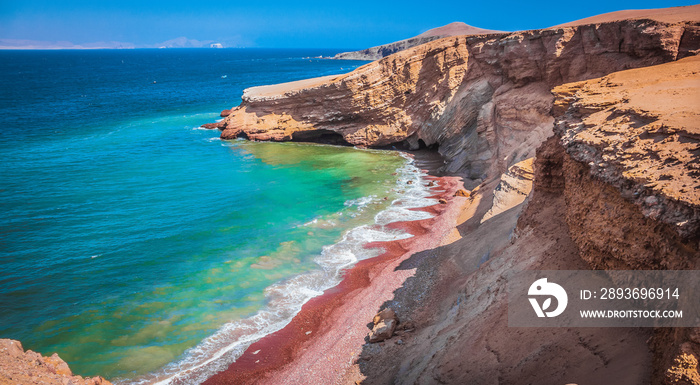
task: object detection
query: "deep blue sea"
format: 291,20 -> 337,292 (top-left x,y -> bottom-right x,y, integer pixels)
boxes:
0,49 -> 435,384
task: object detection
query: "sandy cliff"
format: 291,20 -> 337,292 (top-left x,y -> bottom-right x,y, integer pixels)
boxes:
218,5 -> 700,184
352,55 -> 699,385
552,56 -> 700,384
332,22 -> 502,61
552,55 -> 700,265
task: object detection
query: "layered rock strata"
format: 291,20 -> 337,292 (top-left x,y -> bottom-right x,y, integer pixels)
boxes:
551,56 -> 700,385
480,157 -> 534,223
552,55 -> 700,265
218,6 -> 700,183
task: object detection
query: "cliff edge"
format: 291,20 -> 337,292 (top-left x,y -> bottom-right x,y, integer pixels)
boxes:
552,55 -> 700,262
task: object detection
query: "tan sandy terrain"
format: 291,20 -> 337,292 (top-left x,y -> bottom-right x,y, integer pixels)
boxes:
413,21 -> 502,38
243,74 -> 340,99
553,4 -> 700,27
553,55 -> 700,241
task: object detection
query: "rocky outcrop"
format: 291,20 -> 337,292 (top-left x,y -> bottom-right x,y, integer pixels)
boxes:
480,157 -> 534,223
0,339 -> 112,385
201,122 -> 223,129
368,308 -> 398,343
333,35 -> 445,62
219,6 -> 700,183
332,22 -> 502,61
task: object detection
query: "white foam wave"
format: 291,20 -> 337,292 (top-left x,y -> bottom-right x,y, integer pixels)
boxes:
343,195 -> 377,217
122,153 -> 436,385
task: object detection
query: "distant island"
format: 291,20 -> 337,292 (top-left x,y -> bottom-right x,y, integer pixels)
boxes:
0,37 -> 228,50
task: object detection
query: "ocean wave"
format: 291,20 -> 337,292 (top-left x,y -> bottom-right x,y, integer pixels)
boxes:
121,153 -> 436,385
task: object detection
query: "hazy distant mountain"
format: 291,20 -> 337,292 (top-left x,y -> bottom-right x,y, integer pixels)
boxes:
0,39 -> 135,50
155,37 -> 218,48
0,37 -> 228,50
333,22 -> 504,60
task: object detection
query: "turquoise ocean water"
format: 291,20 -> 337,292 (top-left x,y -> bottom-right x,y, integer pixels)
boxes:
0,49 -> 435,383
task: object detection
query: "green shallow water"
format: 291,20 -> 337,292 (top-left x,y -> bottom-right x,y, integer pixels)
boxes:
4,137 -> 407,381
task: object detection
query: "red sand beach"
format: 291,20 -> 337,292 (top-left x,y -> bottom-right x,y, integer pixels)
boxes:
200,172 -> 465,385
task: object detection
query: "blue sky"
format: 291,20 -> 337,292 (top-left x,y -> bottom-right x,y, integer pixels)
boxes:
0,0 -> 697,48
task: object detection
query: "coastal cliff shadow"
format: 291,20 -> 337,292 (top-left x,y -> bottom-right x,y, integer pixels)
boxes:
355,201 -> 526,384
455,177 -> 501,236
375,180 -> 516,319
354,243 -> 449,384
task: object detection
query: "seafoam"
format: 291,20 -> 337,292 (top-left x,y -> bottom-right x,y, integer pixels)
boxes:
123,153 -> 437,385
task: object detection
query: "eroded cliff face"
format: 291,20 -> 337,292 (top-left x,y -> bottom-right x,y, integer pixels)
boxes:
219,14 -> 700,182
354,57 -> 699,385
552,56 -> 700,244
549,55 -> 700,384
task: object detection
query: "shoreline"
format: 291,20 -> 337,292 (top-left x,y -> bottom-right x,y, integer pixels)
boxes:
129,147 -> 453,385
201,158 -> 465,384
